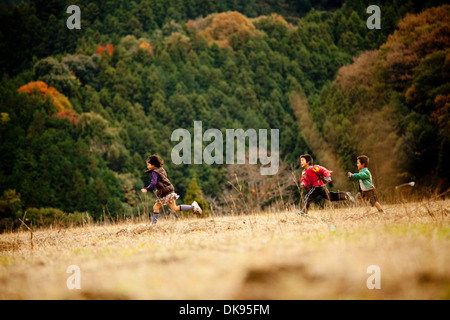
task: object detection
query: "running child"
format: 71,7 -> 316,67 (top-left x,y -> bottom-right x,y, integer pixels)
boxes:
347,155 -> 385,213
297,154 -> 355,216
141,154 -> 202,224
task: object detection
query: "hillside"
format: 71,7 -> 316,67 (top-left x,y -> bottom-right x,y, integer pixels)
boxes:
311,5 -> 450,191
0,1 -> 449,230
0,200 -> 449,299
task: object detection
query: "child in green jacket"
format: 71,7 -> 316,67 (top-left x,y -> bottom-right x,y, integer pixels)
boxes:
347,155 -> 385,213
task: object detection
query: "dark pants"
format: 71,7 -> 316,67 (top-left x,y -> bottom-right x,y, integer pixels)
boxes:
302,185 -> 349,212
356,189 -> 377,206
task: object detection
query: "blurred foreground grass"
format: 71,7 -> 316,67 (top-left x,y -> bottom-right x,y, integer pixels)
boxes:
0,199 -> 449,299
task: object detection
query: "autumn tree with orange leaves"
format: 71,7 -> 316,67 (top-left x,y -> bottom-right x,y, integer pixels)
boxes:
1,1 -> 448,229
317,5 -> 450,190
190,11 -> 261,49
17,81 -> 78,125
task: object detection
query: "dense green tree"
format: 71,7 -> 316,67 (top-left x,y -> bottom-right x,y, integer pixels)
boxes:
0,1 -> 447,230
183,176 -> 210,216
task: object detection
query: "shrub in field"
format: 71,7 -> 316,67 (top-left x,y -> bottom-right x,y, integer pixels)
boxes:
183,176 -> 210,217
20,208 -> 91,230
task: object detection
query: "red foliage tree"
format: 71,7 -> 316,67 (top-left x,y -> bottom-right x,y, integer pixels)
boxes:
95,44 -> 114,56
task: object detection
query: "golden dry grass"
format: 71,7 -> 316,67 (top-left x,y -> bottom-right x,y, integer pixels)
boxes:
0,199 -> 449,300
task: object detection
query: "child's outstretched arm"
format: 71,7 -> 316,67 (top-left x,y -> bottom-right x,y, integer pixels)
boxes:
348,170 -> 370,181
318,166 -> 332,183
141,171 -> 158,193
300,174 -> 308,188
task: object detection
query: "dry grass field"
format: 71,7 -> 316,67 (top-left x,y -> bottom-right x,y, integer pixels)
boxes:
0,199 -> 449,300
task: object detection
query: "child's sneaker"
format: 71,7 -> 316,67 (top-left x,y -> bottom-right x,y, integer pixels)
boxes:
192,201 -> 202,214
345,192 -> 356,203
296,211 -> 307,217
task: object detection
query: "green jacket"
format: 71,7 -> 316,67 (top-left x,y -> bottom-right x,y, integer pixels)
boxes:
349,168 -> 375,190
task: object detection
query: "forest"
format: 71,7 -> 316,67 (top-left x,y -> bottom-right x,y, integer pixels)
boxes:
0,0 -> 448,230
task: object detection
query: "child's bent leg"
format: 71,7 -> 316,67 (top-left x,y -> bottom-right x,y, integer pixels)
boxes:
367,191 -> 385,213
328,191 -> 344,201
374,201 -> 385,213
300,186 -> 320,215
153,203 -> 162,213
179,204 -> 194,211
168,201 -> 194,212
329,190 -> 355,202
152,203 -> 162,224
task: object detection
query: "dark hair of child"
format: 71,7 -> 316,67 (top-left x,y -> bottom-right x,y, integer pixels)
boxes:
300,154 -> 313,165
357,155 -> 369,167
147,154 -> 164,167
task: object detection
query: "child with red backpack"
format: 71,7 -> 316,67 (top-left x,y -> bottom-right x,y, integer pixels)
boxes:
297,154 -> 355,216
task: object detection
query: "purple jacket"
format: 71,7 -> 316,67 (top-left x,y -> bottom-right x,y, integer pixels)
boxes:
145,171 -> 159,191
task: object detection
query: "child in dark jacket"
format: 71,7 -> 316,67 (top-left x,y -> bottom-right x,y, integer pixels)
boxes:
141,154 -> 202,224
